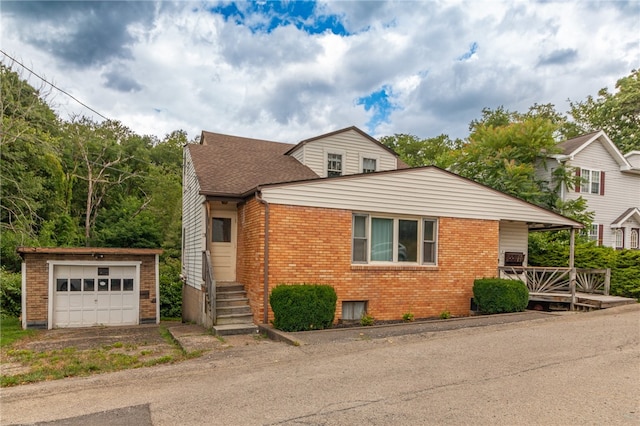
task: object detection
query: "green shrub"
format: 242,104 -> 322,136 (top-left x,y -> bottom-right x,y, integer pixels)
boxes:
439,310 -> 451,319
269,284 -> 337,332
360,313 -> 374,326
611,250 -> 640,301
159,256 -> 182,319
1,268 -> 22,318
473,278 -> 529,314
402,312 -> 414,322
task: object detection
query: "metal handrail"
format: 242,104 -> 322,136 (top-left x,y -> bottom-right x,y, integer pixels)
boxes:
203,250 -> 216,324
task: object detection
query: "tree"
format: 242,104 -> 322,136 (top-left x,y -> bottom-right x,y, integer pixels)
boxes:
569,69 -> 640,153
380,133 -> 462,168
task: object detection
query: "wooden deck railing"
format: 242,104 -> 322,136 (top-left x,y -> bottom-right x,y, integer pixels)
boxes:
202,250 -> 216,324
497,266 -> 610,310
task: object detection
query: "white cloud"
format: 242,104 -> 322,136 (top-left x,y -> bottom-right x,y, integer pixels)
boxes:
1,0 -> 637,143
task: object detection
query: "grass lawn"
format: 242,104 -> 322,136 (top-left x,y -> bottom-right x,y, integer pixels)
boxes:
0,317 -> 202,387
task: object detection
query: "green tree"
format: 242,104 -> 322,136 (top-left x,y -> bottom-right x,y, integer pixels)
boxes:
380,133 -> 462,168
569,69 -> 640,153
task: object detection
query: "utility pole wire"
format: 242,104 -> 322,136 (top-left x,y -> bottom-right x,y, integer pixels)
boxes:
0,49 -> 110,121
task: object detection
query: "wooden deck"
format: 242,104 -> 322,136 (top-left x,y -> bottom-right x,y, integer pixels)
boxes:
530,292 -> 637,310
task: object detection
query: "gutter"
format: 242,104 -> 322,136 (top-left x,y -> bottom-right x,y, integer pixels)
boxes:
255,189 -> 270,324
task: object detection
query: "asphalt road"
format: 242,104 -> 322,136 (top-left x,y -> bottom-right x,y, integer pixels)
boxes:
2,304 -> 639,425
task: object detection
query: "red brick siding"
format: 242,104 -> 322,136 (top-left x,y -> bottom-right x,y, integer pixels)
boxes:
237,199 -> 266,321
236,202 -> 499,323
22,253 -> 158,326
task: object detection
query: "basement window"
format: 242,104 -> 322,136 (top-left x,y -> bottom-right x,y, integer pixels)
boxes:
342,301 -> 367,321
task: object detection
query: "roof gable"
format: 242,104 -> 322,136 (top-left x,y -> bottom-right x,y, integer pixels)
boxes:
611,207 -> 640,227
557,131 -> 631,168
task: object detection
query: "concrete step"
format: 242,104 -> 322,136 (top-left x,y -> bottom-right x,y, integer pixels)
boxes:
212,323 -> 259,336
217,305 -> 252,315
217,290 -> 247,300
216,313 -> 254,325
217,297 -> 250,308
216,282 -> 245,293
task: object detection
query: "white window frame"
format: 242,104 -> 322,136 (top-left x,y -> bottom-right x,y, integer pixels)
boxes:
580,168 -> 601,194
630,228 -> 639,249
359,154 -> 379,174
351,213 -> 438,266
325,149 -> 345,177
614,228 -> 624,249
587,224 -> 599,242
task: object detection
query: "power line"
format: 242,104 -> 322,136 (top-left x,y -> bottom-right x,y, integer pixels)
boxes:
0,49 -> 110,121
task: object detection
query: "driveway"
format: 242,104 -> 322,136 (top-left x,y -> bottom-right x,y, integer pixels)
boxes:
2,304 -> 638,425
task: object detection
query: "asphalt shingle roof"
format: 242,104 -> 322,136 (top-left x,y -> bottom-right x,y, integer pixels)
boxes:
188,131 -> 319,197
556,130 -> 601,155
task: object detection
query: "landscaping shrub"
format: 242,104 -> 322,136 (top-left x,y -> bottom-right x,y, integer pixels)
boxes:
270,284 -> 337,332
159,256 -> 182,319
473,278 -> 529,314
0,268 -> 22,318
611,250 -> 640,301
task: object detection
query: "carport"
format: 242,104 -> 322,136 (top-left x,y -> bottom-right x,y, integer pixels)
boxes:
18,247 -> 162,329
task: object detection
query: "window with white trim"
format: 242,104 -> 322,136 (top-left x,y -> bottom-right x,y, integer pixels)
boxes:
352,214 -> 437,265
630,228 -> 639,249
580,169 -> 601,194
362,157 -> 377,173
327,153 -> 343,177
587,224 -> 598,242
614,228 -> 624,249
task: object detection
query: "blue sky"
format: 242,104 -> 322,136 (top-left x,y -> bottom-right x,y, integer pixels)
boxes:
1,1 -> 638,143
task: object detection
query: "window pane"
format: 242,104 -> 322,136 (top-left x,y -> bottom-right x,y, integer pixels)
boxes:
580,169 -> 590,193
111,279 -> 122,291
98,279 -> 109,291
70,279 -> 81,292
353,215 -> 367,238
424,220 -> 435,241
123,279 -> 134,291
56,278 -> 68,292
352,215 -> 368,262
591,170 -> 600,194
398,220 -> 417,262
371,218 -> 393,261
212,218 -> 231,242
327,153 -> 342,177
363,158 -> 376,173
423,242 -> 435,263
84,279 -> 95,292
98,267 -> 109,276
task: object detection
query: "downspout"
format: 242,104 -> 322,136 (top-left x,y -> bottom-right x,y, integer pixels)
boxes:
256,189 -> 270,324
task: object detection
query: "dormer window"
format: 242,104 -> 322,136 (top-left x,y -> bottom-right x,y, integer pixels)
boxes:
362,158 -> 377,173
327,153 -> 343,177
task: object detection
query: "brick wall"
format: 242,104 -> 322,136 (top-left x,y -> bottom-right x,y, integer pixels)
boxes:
22,252 -> 159,327
237,202 -> 499,323
237,199 -> 266,322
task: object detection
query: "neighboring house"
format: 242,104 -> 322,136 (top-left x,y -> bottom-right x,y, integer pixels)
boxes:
538,130 -> 640,249
182,126 -> 582,328
18,247 -> 162,329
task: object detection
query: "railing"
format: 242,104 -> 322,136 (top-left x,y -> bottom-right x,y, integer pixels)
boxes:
498,266 -> 610,310
202,250 -> 216,324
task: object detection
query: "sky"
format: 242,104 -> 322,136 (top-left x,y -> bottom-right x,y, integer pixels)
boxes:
1,1 -> 639,144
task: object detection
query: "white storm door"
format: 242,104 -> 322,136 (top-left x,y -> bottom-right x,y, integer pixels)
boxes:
211,211 -> 237,281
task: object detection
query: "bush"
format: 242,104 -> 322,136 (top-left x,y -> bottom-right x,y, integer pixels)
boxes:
473,278 -> 529,314
1,268 -> 22,318
159,256 -> 182,319
270,284 -> 337,332
611,250 -> 640,300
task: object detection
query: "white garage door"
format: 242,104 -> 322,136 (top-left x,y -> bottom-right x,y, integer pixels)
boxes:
53,265 -> 138,328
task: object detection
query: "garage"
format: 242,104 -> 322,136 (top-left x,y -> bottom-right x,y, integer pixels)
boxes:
18,247 -> 162,329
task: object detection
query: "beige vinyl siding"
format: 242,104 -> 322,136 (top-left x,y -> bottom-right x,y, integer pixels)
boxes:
290,146 -> 304,164
262,167 -> 578,227
625,152 -> 640,168
182,148 -> 206,289
293,129 -> 397,176
564,139 -> 640,247
499,221 -> 529,266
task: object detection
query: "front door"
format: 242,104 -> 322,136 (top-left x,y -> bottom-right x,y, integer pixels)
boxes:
210,210 -> 237,281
